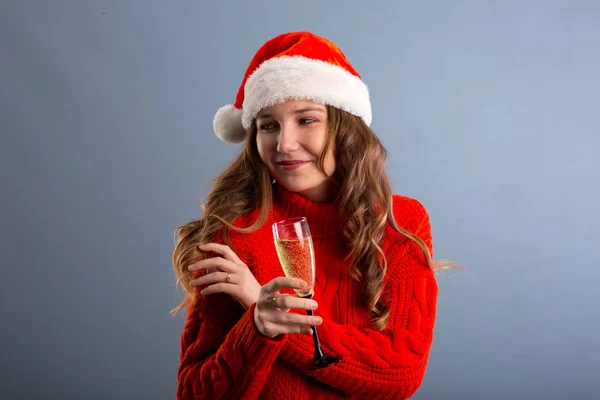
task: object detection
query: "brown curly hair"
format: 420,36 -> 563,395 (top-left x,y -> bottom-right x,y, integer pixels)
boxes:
172,106 -> 456,330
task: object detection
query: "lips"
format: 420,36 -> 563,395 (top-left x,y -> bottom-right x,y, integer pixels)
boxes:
276,160 -> 309,165
276,160 -> 310,171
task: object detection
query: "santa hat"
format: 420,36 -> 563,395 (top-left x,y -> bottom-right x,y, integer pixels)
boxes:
213,31 -> 372,143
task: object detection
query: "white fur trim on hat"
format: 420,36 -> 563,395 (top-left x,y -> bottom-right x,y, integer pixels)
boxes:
213,104 -> 245,143
242,56 -> 371,129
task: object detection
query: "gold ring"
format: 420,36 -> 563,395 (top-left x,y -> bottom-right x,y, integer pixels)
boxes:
266,294 -> 277,309
225,273 -> 231,283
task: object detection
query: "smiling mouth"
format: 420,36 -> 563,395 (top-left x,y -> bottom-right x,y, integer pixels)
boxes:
277,161 -> 309,165
276,160 -> 310,171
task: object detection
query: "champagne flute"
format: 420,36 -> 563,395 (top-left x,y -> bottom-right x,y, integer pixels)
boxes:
272,217 -> 342,370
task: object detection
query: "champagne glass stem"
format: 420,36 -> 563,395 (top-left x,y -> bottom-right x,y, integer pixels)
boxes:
303,294 -> 325,361
307,309 -> 326,360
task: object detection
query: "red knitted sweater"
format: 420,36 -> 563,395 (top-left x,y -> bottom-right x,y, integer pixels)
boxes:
176,186 -> 438,399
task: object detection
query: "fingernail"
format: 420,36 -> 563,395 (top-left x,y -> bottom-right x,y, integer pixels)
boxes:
310,301 -> 318,309
298,280 -> 306,288
187,265 -> 194,271
315,317 -> 322,324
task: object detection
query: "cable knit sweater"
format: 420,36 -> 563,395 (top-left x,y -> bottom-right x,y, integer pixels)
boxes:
177,186 -> 438,399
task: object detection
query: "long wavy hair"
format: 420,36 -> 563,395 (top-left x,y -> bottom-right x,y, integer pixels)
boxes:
172,106 -> 457,330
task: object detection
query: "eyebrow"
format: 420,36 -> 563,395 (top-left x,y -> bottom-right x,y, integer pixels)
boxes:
257,107 -> 326,119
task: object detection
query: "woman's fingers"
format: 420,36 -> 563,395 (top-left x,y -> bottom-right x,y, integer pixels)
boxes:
271,293 -> 318,311
188,256 -> 237,273
189,241 -> 248,272
190,271 -> 231,288
259,310 -> 321,336
200,282 -> 237,296
267,311 -> 322,327
254,277 -> 322,338
262,277 -> 306,295
262,321 -> 313,336
198,243 -> 244,265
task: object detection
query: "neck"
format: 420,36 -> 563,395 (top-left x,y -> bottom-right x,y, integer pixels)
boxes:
295,182 -> 337,203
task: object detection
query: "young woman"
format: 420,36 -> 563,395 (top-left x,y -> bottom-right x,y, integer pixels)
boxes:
172,31 -> 453,399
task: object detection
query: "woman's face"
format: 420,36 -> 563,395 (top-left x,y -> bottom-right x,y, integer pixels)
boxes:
255,100 -> 335,203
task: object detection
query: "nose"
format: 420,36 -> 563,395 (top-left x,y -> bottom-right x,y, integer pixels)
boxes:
276,123 -> 300,153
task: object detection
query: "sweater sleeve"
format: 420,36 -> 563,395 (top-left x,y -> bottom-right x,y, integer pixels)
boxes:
280,199 -> 438,399
176,294 -> 288,399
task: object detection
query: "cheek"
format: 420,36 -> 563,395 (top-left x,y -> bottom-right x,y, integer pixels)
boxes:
256,135 -> 272,163
306,130 -> 329,159
323,150 -> 336,176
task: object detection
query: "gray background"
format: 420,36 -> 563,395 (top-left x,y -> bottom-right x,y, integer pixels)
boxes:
1,0 -> 599,399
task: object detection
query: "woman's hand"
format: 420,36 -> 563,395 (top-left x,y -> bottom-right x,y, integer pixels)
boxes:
188,243 -> 261,310
253,277 -> 322,338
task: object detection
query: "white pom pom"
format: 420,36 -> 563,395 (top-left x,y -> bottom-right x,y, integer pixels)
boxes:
213,105 -> 246,144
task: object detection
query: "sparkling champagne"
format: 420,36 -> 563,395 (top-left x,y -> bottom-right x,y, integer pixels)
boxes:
274,237 -> 315,297
272,217 -> 342,369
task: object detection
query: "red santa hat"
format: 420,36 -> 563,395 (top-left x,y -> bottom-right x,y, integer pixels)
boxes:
213,31 -> 372,143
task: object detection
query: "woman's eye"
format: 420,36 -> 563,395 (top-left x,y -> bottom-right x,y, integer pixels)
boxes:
299,118 -> 315,125
258,123 -> 276,131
